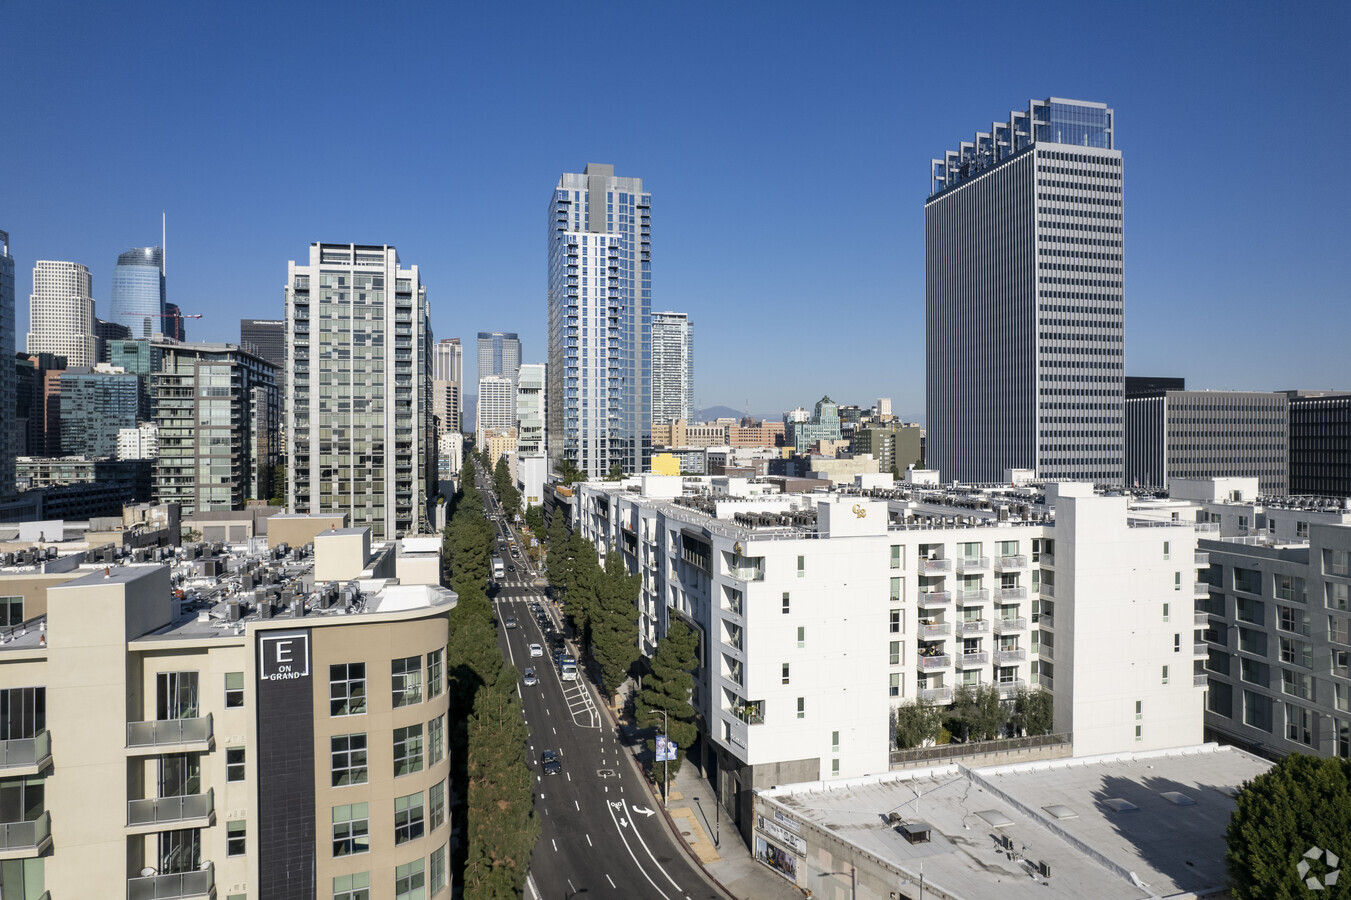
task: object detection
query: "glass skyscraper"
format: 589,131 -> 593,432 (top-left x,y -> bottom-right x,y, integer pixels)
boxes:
476,331 -> 521,381
925,98 -> 1124,484
110,246 -> 165,339
0,230 -> 14,498
547,163 -> 651,478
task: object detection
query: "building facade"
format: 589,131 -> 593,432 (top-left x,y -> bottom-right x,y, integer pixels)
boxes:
851,423 -> 924,474
1287,391 -> 1351,498
1125,389 -> 1290,495
58,365 -> 145,457
475,331 -> 520,382
547,163 -> 652,479
475,375 -> 517,447
0,230 -> 13,498
118,421 -> 160,460
783,396 -> 841,452
516,363 -> 546,456
28,260 -> 96,366
151,341 -> 280,515
240,319 -> 286,391
926,98 -> 1125,484
110,246 -> 166,339
286,243 -> 435,540
431,338 -> 462,436
92,316 -> 131,363
651,311 -> 694,426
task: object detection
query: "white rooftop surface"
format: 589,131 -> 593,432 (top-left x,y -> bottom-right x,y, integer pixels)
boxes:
762,744 -> 1271,900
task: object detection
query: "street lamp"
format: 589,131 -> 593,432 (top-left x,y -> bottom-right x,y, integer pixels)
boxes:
647,707 -> 669,810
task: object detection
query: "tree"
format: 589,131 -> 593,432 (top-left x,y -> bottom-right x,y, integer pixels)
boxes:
269,458 -> 287,505
564,537 -> 600,638
556,458 -> 582,486
636,618 -> 700,778
951,684 -> 1008,741
1011,687 -> 1055,736
1226,754 -> 1351,899
590,550 -> 641,695
524,504 -> 545,535
606,461 -> 624,481
545,516 -> 576,599
895,700 -> 944,749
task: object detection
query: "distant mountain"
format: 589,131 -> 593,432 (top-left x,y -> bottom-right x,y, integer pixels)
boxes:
697,405 -> 747,421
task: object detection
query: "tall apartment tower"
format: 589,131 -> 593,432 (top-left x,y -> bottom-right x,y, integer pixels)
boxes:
0,230 -> 14,498
476,375 -> 517,440
926,98 -> 1125,484
517,362 -> 546,455
110,246 -> 166,339
651,310 -> 694,425
432,337 -> 463,435
28,260 -> 96,366
547,163 -> 652,479
286,243 -> 434,539
476,331 -> 521,381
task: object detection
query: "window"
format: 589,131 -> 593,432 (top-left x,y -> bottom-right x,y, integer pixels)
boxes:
890,609 -> 901,633
428,714 -> 444,765
157,671 -> 200,720
891,545 -> 903,569
395,860 -> 425,900
0,596 -> 23,626
333,803 -> 370,856
1162,665 -> 1170,685
782,593 -> 790,615
227,819 -> 246,856
1244,690 -> 1273,732
797,697 -> 805,719
890,576 -> 902,601
426,650 -> 444,699
334,872 -> 371,900
1135,700 -> 1143,720
1163,541 -> 1171,561
1135,724 -> 1142,742
890,641 -> 902,666
781,664 -> 790,685
330,663 -> 367,716
395,791 -> 425,844
331,733 -> 368,787
832,731 -> 840,753
1332,616 -> 1351,646
797,627 -> 805,649
226,747 -> 245,782
1174,634 -> 1181,653
889,673 -> 900,697
429,779 -> 446,831
394,724 -> 424,777
1162,603 -> 1170,622
430,842 -> 448,894
0,686 -> 46,740
1287,703 -> 1313,745
1329,583 -> 1350,612
831,759 -> 840,776
225,672 -> 244,708
797,555 -> 805,578
1174,572 -> 1182,591
393,656 -> 422,707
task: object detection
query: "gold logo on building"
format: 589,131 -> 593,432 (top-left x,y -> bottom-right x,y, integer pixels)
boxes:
852,504 -> 867,519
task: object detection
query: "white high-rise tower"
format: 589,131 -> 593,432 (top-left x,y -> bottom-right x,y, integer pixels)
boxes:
651,311 -> 693,426
28,260 -> 96,366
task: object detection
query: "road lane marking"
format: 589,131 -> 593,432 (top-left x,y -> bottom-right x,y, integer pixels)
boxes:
604,799 -> 672,900
607,874 -> 616,888
574,800 -> 579,811
626,802 -> 684,891
586,833 -> 592,846
552,839 -> 558,852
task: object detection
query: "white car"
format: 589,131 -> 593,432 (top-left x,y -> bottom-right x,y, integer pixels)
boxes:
529,643 -> 543,658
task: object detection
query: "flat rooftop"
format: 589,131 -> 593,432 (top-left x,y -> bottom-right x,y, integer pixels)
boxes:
761,744 -> 1270,900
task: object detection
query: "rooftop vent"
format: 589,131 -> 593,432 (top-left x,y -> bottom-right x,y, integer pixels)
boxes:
976,810 -> 1014,828
1102,798 -> 1138,812
1042,805 -> 1078,820
1159,791 -> 1196,806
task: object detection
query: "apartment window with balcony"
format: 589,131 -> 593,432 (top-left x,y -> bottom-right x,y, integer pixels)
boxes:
226,747 -> 245,782
891,545 -> 903,569
158,829 -> 201,875
394,725 -> 424,777
426,649 -> 444,699
334,872 -> 371,900
224,672 -> 244,708
429,779 -> 446,831
332,734 -> 368,786
1031,539 -> 1042,563
392,656 -> 422,707
330,663 -> 367,716
227,819 -> 246,856
394,791 -> 425,844
0,686 -> 45,739
890,641 -> 902,666
1287,703 -> 1313,745
890,610 -> 901,633
156,671 -> 200,720
961,670 -> 981,686
396,860 -> 425,900
960,542 -> 982,562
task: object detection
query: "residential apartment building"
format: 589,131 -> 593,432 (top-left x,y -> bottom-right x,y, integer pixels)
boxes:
110,246 -> 166,339
0,230 -> 14,498
109,338 -> 163,377
152,341 -> 280,515
0,528 -> 455,898
926,98 -> 1125,484
851,422 -> 924,474
516,363 -> 546,456
119,422 -> 160,460
476,331 -> 520,382
431,338 -> 462,436
475,375 -> 517,448
240,319 -> 286,394
1287,391 -> 1351,498
27,260 -> 96,366
1125,389 -> 1290,495
58,365 -> 145,457
546,163 -> 652,479
727,421 -> 785,449
572,476 -> 1206,838
783,396 -> 841,452
651,311 -> 693,425
285,243 -> 436,540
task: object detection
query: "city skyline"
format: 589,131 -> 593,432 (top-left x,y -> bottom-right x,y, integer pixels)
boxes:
4,2 -> 1348,417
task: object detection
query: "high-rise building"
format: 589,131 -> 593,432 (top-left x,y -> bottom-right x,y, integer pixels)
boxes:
432,337 -> 463,435
926,98 -> 1125,484
547,163 -> 652,479
58,366 -> 145,458
241,318 -> 287,398
92,316 -> 131,363
151,341 -> 279,514
517,363 -> 546,456
476,375 -> 517,444
651,311 -> 694,426
1286,390 -> 1351,498
163,301 -> 186,341
784,396 -> 842,452
476,331 -> 521,382
0,230 -> 14,498
109,246 -> 165,339
28,260 -> 96,366
286,243 -> 435,539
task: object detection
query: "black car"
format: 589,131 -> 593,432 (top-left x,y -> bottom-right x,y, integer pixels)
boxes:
541,749 -> 562,775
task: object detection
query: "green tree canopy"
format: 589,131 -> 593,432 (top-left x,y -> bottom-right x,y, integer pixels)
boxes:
524,504 -> 545,534
1011,687 -> 1055,736
1226,754 -> 1351,900
895,700 -> 944,750
951,683 -> 1008,741
590,550 -> 641,695
637,617 -> 700,778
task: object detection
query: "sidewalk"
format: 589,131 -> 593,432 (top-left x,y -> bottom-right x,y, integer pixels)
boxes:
612,709 -> 802,900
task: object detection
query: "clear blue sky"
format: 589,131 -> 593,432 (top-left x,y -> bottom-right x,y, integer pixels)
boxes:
6,0 -> 1348,421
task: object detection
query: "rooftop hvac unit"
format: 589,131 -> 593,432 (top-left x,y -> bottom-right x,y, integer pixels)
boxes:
291,599 -> 305,618
1037,861 -> 1052,878
259,601 -> 273,619
226,601 -> 241,622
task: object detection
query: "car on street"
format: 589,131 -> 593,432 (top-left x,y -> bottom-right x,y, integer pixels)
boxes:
541,749 -> 561,775
523,667 -> 537,686
553,649 -> 566,666
529,643 -> 543,657
503,616 -> 517,629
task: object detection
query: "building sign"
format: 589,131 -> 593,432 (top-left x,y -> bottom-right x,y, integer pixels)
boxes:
773,809 -> 802,834
259,632 -> 311,681
758,815 -> 806,854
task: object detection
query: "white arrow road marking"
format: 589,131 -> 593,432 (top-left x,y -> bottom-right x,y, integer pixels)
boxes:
604,797 -> 672,900
632,806 -> 655,817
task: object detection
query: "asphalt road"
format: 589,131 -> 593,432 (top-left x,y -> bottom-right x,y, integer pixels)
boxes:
479,482 -> 724,900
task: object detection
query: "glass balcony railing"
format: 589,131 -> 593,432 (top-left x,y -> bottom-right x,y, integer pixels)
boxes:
1194,582 -> 1211,599
128,788 -> 214,828
957,651 -> 990,667
0,730 -> 51,770
918,655 -> 951,670
995,555 -> 1027,571
126,714 -> 213,750
957,589 -> 989,603
995,648 -> 1027,663
126,862 -> 214,900
957,620 -> 990,635
918,686 -> 952,703
994,617 -> 1027,634
917,591 -> 951,606
996,679 -> 1028,698
920,558 -> 951,573
0,811 -> 50,854
918,623 -> 951,639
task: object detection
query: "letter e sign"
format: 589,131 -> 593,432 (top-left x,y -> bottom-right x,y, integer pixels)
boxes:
259,632 -> 310,681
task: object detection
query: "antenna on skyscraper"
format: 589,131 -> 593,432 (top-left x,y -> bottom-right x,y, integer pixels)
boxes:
162,211 -> 166,274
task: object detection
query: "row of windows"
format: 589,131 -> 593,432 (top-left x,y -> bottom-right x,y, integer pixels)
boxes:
331,715 -> 445,786
331,843 -> 448,899
331,651 -> 443,716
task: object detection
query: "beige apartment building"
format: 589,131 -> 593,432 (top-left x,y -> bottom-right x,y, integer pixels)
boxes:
0,529 -> 455,899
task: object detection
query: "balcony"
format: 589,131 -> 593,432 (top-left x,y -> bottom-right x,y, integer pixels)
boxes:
994,617 -> 1027,634
997,586 -> 1027,601
1194,551 -> 1210,566
1041,583 -> 1055,598
1040,552 -> 1054,567
918,655 -> 952,670
1037,613 -> 1054,629
0,730 -> 51,774
1194,582 -> 1211,599
917,591 -> 951,606
733,701 -> 765,726
918,623 -> 951,639
1193,642 -> 1208,657
920,558 -> 951,573
126,862 -> 215,900
128,788 -> 214,832
995,555 -> 1028,571
996,679 -> 1028,698
957,619 -> 990,635
956,589 -> 989,604
1194,673 -> 1209,687
0,811 -> 52,859
995,648 -> 1027,664
957,651 -> 989,667
956,557 -> 990,575
126,714 -> 213,754
1194,611 -> 1210,627
918,686 -> 952,704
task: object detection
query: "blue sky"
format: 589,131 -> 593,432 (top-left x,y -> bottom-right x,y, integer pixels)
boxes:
5,0 -> 1348,421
